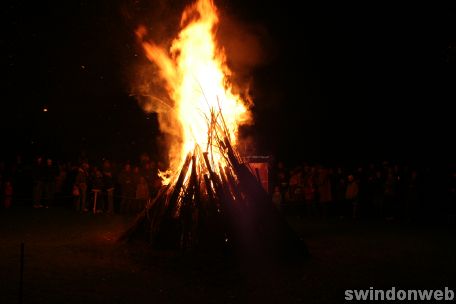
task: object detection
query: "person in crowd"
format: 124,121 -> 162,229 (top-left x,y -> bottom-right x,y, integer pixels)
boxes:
383,167 -> 397,221
303,165 -> 316,217
118,163 -> 135,214
32,156 -> 45,208
11,155 -> 26,205
42,158 -> 58,208
393,164 -> 406,218
275,161 -> 290,204
91,167 -> 104,213
317,167 -> 332,218
333,167 -> 346,218
135,176 -> 150,213
404,169 -> 419,221
140,161 -> 155,192
3,180 -> 13,209
55,163 -> 67,199
272,185 -> 283,210
139,152 -> 151,168
74,162 -> 89,212
102,160 -> 115,214
288,166 -> 303,203
345,174 -> 359,219
355,166 -> 367,215
363,164 -> 377,218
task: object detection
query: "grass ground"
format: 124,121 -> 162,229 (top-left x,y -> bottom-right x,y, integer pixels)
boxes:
1,205 -> 455,303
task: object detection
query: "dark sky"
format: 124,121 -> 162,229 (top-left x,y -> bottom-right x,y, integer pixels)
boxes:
1,1 -> 455,165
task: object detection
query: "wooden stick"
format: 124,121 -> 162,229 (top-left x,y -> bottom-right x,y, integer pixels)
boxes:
224,166 -> 244,204
167,152 -> 192,215
224,136 -> 240,169
203,173 -> 217,215
202,152 -> 222,193
218,164 -> 234,202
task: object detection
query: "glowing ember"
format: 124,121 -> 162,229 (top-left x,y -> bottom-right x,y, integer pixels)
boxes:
136,0 -> 251,185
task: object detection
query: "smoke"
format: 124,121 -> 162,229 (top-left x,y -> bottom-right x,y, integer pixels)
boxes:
122,0 -> 186,167
218,14 -> 273,74
216,11 -> 274,155
130,64 -> 183,167
217,10 -> 275,106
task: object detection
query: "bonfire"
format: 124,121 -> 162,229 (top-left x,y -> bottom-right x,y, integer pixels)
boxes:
122,0 -> 306,258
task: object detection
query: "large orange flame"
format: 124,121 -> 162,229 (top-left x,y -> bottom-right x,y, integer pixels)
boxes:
137,0 -> 251,184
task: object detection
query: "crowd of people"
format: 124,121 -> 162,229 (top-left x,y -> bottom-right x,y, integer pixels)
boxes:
0,153 -> 163,215
1,154 -> 455,223
271,161 -> 456,222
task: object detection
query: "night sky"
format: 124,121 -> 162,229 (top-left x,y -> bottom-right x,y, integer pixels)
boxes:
1,1 -> 455,165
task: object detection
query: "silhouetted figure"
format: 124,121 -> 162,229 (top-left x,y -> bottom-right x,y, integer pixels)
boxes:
11,155 -> 26,205
405,169 -> 419,221
345,174 -> 359,219
118,163 -> 135,214
3,180 -> 13,209
91,167 -> 104,213
303,166 -> 316,217
43,158 -> 58,208
317,167 -> 332,217
333,167 -> 346,218
275,161 -> 289,204
75,162 -> 89,212
371,170 -> 385,219
272,186 -> 283,210
135,176 -> 149,213
55,163 -> 67,200
102,160 -> 115,214
32,156 -> 45,208
288,166 -> 303,203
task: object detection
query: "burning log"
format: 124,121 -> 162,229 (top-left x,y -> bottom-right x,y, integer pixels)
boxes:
120,123 -> 308,259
